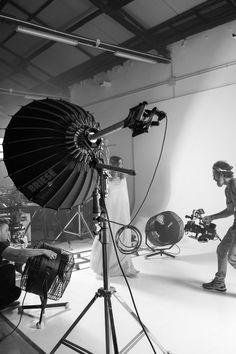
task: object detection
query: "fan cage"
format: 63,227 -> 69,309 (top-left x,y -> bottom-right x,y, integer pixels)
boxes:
145,211 -> 184,247
21,242 -> 74,300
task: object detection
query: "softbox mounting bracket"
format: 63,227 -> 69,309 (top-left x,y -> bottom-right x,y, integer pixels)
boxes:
88,101 -> 167,141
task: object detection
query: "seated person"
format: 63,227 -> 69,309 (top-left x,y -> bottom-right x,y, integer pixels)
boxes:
0,218 -> 57,310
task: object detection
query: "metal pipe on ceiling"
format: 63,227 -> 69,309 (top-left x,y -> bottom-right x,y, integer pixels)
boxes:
0,13 -> 171,64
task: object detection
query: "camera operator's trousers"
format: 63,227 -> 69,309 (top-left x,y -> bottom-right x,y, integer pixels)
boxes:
216,226 -> 236,281
0,263 -> 21,307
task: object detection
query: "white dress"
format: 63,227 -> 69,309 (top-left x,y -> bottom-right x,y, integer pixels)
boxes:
90,177 -> 138,277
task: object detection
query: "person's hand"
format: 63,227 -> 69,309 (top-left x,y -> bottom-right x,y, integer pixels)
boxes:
202,216 -> 212,225
43,249 -> 57,260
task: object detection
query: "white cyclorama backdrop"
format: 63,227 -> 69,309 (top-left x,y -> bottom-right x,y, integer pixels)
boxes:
71,83 -> 236,238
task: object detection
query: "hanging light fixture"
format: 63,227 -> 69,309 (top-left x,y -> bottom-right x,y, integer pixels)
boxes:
0,14 -> 171,64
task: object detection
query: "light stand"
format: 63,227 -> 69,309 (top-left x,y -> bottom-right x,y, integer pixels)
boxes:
49,102 -> 170,354
3,99 -> 170,352
52,202 -> 94,246
51,203 -> 95,271
50,163 -> 170,354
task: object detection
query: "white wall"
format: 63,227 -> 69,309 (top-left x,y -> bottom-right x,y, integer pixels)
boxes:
70,20 -> 236,236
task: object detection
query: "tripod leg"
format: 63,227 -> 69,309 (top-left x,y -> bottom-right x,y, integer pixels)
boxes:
103,295 -> 111,354
113,290 -> 170,354
52,212 -> 79,247
106,294 -> 119,354
145,251 -> 161,258
20,208 -> 40,243
50,293 -> 99,354
162,251 -> 175,258
79,212 -> 94,240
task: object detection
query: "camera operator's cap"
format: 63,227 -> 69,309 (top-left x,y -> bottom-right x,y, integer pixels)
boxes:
213,160 -> 233,174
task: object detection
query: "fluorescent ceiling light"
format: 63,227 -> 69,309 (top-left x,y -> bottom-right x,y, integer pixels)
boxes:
0,14 -> 171,63
17,26 -> 158,63
16,26 -> 79,46
114,51 -> 157,64
24,95 -> 47,100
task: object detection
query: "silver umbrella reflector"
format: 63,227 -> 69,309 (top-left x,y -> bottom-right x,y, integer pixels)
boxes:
3,98 -> 106,210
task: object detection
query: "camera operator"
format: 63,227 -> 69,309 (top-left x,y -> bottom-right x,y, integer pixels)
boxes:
202,160 -> 236,292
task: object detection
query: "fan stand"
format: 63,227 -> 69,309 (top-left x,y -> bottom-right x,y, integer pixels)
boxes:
145,244 -> 175,259
52,203 -> 94,248
18,278 -> 70,329
50,166 -> 170,354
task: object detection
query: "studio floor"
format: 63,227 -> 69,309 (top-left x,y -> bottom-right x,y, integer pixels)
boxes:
1,236 -> 236,354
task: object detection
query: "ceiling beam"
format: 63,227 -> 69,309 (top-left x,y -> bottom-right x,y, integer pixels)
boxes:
0,8 -> 103,88
2,0 -> 236,104
48,0 -> 236,89
0,0 -> 169,94
148,0 -> 236,45
24,9 -> 103,61
88,0 -> 170,58
22,0 -> 55,18
0,1 -> 59,86
0,14 -> 170,62
0,0 -> 56,45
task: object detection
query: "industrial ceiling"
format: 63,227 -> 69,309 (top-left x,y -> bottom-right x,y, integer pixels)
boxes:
0,0 -> 236,117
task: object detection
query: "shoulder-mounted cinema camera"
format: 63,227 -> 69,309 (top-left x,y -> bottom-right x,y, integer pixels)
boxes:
184,209 -> 220,242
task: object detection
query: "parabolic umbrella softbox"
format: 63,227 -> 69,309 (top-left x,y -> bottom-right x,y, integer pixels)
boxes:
3,98 -> 106,210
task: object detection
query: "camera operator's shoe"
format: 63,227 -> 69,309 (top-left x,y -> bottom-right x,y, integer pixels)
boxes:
202,278 -> 226,292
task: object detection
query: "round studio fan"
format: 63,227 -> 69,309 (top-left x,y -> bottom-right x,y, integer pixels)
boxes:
20,242 -> 74,301
145,210 -> 184,247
